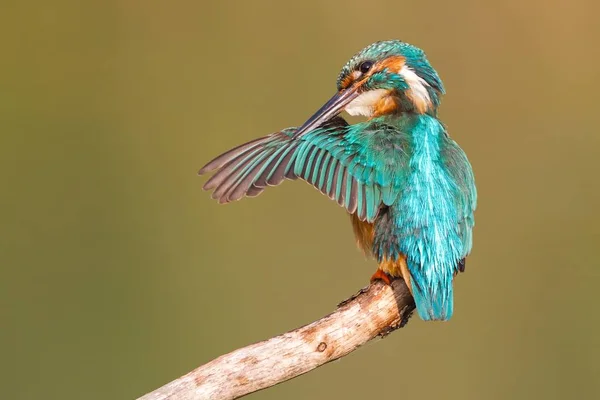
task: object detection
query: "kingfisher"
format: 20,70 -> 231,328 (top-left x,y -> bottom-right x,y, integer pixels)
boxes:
199,40 -> 477,321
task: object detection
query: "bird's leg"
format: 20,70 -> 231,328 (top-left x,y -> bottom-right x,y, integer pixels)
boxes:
372,256 -> 414,296
370,269 -> 394,286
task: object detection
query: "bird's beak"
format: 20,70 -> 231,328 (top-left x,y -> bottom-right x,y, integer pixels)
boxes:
293,86 -> 361,138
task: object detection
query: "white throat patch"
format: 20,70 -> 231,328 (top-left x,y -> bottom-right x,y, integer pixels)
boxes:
344,89 -> 389,117
399,65 -> 432,112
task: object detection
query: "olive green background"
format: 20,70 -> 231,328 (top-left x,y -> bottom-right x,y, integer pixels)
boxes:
2,1 -> 599,399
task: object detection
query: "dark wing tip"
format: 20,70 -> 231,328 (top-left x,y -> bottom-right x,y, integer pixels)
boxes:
458,258 -> 466,273
198,164 -> 212,175
198,167 -> 210,176
199,130 -> 299,201
197,137 -> 269,177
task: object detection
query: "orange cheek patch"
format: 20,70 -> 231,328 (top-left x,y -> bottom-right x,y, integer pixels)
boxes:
376,56 -> 405,74
372,94 -> 400,118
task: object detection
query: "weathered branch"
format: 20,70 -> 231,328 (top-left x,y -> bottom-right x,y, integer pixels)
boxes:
138,280 -> 416,400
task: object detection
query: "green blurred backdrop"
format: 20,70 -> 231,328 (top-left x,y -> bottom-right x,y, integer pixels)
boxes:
2,1 -> 599,399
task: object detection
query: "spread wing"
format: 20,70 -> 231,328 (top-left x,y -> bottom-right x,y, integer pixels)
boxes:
199,117 -> 412,222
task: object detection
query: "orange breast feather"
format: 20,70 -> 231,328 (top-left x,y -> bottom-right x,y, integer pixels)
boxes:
349,213 -> 409,280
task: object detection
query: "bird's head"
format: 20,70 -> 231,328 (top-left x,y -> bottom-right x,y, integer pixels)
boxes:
295,40 -> 445,137
338,40 -> 445,117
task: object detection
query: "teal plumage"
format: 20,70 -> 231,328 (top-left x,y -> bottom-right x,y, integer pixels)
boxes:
200,40 -> 477,321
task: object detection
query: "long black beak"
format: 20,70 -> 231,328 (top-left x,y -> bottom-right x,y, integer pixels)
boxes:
293,88 -> 360,139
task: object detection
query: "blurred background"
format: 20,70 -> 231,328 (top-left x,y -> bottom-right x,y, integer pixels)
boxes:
2,1 -> 599,399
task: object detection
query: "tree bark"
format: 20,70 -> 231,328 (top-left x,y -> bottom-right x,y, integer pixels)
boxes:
138,280 -> 415,400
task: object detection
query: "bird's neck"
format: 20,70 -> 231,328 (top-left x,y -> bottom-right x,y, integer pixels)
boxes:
384,112 -> 443,132
383,113 -> 447,153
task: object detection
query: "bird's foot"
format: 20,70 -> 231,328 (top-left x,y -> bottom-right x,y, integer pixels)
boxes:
370,269 -> 394,286
337,270 -> 395,308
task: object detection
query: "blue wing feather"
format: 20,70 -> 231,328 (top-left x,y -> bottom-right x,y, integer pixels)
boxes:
200,116 -> 412,223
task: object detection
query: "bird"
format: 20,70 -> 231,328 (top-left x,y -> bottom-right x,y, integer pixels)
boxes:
198,40 -> 477,321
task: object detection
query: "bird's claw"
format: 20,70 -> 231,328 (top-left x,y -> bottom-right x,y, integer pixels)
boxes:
370,269 -> 394,286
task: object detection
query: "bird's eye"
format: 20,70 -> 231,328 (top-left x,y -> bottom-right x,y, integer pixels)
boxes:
359,61 -> 373,74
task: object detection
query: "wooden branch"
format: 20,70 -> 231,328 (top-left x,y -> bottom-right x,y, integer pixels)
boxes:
138,280 -> 416,400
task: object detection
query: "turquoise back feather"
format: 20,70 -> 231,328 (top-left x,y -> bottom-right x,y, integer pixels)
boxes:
394,114 -> 475,320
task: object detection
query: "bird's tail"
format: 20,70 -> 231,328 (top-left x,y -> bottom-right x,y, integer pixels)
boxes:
408,261 -> 454,321
198,128 -> 300,203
